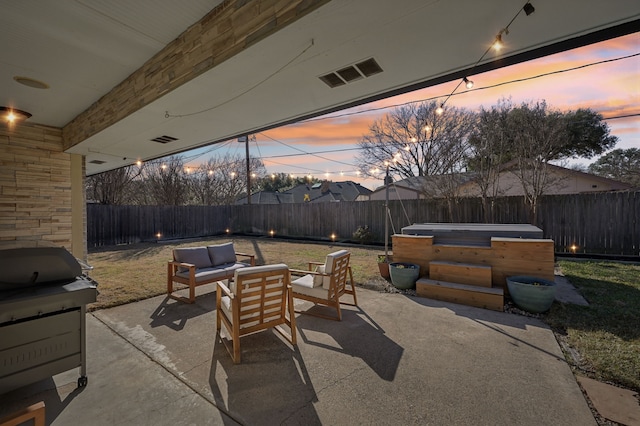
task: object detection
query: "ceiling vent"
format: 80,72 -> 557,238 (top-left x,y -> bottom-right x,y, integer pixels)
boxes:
89,160 -> 106,164
336,66 -> 363,83
319,57 -> 383,88
151,135 -> 179,144
355,58 -> 383,77
319,73 -> 345,88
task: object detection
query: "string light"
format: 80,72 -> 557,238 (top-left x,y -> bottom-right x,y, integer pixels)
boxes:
436,2 -> 534,113
463,77 -> 474,89
492,32 -> 505,51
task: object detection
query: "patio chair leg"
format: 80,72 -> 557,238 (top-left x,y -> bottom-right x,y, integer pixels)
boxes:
347,266 -> 357,306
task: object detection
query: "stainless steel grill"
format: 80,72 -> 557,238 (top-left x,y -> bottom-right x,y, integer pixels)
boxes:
0,245 -> 98,395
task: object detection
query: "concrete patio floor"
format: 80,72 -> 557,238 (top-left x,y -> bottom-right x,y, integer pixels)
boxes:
0,285 -> 597,425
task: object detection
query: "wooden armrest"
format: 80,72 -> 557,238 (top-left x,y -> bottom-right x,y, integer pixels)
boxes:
169,261 -> 195,266
309,262 -> 324,271
217,281 -> 233,298
235,252 -> 256,266
168,261 -> 195,272
290,268 -> 324,277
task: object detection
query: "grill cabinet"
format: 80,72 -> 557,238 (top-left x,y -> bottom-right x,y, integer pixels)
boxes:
0,247 -> 98,395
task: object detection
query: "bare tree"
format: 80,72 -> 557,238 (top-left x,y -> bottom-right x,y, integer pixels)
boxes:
86,165 -> 143,205
356,101 -> 475,179
139,156 -> 190,205
190,154 -> 266,205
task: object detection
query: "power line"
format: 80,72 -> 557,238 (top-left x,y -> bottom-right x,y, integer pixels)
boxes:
259,132 -> 356,168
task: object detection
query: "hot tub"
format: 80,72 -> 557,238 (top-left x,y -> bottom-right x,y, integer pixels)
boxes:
401,223 -> 543,247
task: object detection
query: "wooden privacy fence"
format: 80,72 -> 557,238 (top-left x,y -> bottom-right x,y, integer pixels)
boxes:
87,190 -> 639,256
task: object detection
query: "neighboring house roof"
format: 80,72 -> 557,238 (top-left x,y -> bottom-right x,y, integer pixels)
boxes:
457,161 -> 634,195
371,164 -> 633,201
544,163 -> 634,191
371,173 -> 478,199
237,181 -> 372,204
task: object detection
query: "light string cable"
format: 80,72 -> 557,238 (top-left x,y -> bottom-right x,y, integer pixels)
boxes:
165,39 -> 314,119
437,1 -> 533,111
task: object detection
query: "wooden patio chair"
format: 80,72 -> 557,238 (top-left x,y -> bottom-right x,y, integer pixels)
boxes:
216,264 -> 296,363
290,250 -> 357,321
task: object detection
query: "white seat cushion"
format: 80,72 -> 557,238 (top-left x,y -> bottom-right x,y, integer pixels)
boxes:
292,274 -> 330,299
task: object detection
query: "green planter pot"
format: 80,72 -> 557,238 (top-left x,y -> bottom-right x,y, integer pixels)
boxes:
506,276 -> 557,313
389,262 -> 420,290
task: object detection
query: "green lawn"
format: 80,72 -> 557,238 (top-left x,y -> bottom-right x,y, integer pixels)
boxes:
548,260 -> 640,392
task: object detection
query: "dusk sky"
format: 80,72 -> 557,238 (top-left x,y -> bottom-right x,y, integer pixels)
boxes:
184,32 -> 639,189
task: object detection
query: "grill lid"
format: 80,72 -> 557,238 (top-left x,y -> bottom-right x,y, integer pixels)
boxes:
0,247 -> 82,290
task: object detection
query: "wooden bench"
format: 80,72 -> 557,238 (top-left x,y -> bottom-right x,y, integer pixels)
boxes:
167,242 -> 255,303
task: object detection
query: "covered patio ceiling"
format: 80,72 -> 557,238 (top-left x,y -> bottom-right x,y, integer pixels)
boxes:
2,0 -> 639,176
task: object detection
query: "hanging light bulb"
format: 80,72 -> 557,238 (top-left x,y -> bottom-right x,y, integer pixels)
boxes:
436,104 -> 444,115
463,77 -> 474,89
493,33 -> 504,51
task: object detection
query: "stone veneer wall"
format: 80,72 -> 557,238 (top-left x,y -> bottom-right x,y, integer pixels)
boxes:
0,123 -> 76,252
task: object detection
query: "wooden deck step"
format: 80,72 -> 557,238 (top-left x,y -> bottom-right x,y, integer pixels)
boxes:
429,260 -> 492,288
416,278 -> 504,312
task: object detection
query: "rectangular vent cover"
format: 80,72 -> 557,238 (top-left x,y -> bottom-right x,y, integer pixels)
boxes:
319,73 -> 345,88
89,160 -> 106,164
355,58 -> 383,77
336,66 -> 363,83
151,135 -> 179,144
319,57 -> 383,88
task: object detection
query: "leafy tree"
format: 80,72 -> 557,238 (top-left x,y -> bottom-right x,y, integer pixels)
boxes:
508,101 -> 570,223
562,109 -> 618,159
588,148 -> 640,188
466,100 -> 619,222
467,99 -> 513,222
256,173 -> 320,192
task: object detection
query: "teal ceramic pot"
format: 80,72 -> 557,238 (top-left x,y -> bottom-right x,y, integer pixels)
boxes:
389,262 -> 420,289
506,276 -> 557,313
